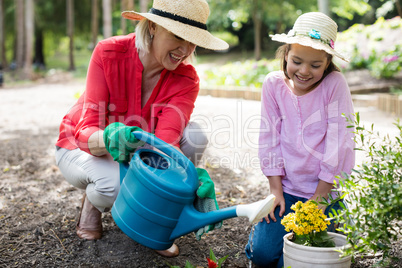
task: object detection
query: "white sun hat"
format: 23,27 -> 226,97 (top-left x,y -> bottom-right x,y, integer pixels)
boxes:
270,12 -> 348,62
122,0 -> 229,51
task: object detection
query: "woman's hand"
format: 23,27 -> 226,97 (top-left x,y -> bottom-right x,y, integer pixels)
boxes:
263,176 -> 285,223
194,168 -> 221,240
103,122 -> 144,163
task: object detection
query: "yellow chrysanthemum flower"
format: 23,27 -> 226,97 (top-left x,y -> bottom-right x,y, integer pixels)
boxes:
281,201 -> 331,236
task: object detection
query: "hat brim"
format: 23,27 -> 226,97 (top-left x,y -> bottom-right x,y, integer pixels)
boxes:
122,11 -> 229,51
270,33 -> 349,62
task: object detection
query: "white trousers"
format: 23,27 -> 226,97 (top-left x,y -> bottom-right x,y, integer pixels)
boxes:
55,122 -> 208,212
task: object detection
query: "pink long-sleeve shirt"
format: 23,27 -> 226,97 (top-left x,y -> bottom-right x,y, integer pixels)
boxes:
259,71 -> 355,199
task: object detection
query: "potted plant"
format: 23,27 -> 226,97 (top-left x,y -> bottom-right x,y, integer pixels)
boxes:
281,200 -> 352,268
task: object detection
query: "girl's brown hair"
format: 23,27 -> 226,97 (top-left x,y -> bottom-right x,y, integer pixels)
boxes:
276,44 -> 340,80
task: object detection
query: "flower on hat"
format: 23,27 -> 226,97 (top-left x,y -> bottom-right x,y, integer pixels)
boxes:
308,29 -> 335,49
308,29 -> 321,40
330,39 -> 335,49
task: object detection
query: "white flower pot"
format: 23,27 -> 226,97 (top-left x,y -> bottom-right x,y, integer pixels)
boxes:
283,232 -> 352,268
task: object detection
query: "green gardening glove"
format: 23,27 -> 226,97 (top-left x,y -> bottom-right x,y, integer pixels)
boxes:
193,167 -> 222,240
103,122 -> 144,163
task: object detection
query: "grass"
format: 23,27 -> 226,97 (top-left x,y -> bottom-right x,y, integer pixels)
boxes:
45,47 -> 274,72
195,48 -> 276,65
45,48 -> 271,78
45,49 -> 92,78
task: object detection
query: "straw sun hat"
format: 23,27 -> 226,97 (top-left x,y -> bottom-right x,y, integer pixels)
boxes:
270,12 -> 348,62
122,0 -> 229,51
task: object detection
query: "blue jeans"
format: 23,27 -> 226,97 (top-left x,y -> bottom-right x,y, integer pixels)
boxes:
245,192 -> 342,268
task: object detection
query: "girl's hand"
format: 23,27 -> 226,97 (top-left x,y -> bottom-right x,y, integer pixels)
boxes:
310,180 -> 334,212
263,191 -> 285,223
262,176 -> 285,223
309,194 -> 328,212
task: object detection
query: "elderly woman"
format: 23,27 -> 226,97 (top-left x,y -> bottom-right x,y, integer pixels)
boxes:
55,0 -> 228,257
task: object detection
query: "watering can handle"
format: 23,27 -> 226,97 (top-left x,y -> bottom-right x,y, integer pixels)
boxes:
132,131 -> 198,184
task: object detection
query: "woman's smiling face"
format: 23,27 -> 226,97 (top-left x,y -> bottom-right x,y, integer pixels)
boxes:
149,23 -> 196,71
285,44 -> 330,95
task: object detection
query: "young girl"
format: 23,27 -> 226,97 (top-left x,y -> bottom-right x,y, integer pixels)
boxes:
245,12 -> 355,267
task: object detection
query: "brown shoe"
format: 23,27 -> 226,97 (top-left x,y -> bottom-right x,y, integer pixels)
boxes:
155,244 -> 180,258
76,193 -> 102,240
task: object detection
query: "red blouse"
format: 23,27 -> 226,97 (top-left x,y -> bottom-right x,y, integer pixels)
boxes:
56,33 -> 200,154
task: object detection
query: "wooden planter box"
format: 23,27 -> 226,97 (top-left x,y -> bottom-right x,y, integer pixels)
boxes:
198,88 -> 402,119
199,86 -> 261,101
377,93 -> 402,117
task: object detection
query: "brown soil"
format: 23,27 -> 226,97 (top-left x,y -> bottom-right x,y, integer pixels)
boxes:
0,76 -> 400,267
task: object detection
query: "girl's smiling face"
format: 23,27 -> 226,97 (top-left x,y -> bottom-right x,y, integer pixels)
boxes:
285,44 -> 330,95
149,23 -> 196,71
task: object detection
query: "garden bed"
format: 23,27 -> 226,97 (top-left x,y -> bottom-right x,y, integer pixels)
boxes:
0,81 -> 401,267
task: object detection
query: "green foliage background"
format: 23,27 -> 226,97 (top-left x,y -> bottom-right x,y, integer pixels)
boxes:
2,0 -> 401,83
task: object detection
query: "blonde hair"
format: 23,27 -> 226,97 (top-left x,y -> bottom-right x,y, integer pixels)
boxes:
135,18 -> 195,63
135,19 -> 152,53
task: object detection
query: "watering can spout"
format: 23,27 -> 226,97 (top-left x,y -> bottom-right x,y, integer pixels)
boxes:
169,194 -> 276,240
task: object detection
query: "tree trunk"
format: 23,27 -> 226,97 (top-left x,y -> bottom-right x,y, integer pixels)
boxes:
0,0 -> 7,69
126,0 -> 136,31
253,14 -> 261,61
121,0 -> 127,35
67,0 -> 75,71
24,0 -> 34,79
318,0 -> 330,16
396,0 -> 402,18
102,0 -> 112,38
140,0 -> 148,13
252,0 -> 262,61
121,0 -> 135,34
15,0 -> 24,69
91,0 -> 99,49
34,29 -> 45,69
127,0 -> 134,12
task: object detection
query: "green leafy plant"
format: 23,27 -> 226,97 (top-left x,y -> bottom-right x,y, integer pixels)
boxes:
199,59 -> 280,89
390,86 -> 402,95
369,45 -> 402,79
338,16 -> 402,79
281,200 -> 336,247
168,248 -> 228,268
348,46 -> 376,70
327,113 -> 402,266
168,260 -> 196,268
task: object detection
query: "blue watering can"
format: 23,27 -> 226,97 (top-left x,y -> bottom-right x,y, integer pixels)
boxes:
111,131 -> 275,250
